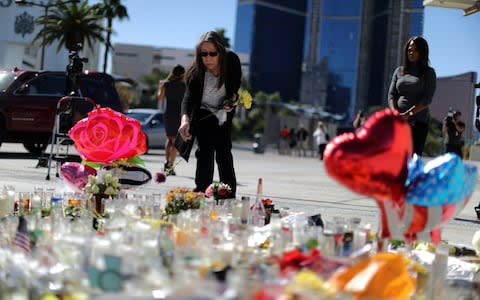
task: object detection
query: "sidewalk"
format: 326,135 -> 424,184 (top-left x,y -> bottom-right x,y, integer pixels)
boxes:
0,142 -> 479,246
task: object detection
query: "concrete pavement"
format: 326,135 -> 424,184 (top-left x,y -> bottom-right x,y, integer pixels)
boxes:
0,142 -> 479,246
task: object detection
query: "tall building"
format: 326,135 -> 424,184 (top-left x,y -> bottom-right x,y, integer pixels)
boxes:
300,0 -> 424,120
234,0 -> 307,102
0,2 -> 100,71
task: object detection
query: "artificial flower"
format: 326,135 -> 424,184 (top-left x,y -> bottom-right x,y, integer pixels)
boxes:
68,107 -> 147,163
205,182 -> 232,200
155,172 -> 167,183
84,170 -> 121,196
237,89 -> 253,109
164,187 -> 204,215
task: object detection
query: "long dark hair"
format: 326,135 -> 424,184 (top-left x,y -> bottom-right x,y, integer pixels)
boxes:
402,36 -> 430,75
166,64 -> 185,82
186,31 -> 227,88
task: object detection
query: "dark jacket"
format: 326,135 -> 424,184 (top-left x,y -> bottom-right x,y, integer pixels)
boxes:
181,51 -> 242,129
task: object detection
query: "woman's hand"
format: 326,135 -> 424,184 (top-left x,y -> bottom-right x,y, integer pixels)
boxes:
223,105 -> 234,112
399,112 -> 410,121
178,115 -> 192,141
223,93 -> 238,112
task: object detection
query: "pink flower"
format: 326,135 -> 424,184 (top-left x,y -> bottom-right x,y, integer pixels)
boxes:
155,172 -> 166,183
205,185 -> 214,197
68,107 -> 147,163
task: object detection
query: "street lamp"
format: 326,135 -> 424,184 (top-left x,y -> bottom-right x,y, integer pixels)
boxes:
15,0 -> 80,70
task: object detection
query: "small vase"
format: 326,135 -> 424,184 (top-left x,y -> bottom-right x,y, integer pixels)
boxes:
92,194 -> 108,230
93,194 -> 108,215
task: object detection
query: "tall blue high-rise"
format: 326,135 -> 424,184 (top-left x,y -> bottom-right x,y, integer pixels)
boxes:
235,0 -> 424,121
301,0 -> 424,120
234,0 -> 307,102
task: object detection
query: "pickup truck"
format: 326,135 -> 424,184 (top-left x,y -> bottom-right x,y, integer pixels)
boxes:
0,68 -> 124,155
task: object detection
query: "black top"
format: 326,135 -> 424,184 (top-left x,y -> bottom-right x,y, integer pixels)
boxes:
388,64 -> 436,123
181,51 -> 242,129
447,121 -> 465,146
163,80 -> 186,136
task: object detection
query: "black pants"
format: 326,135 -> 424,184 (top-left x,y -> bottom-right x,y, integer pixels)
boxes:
445,143 -> 463,158
410,121 -> 429,156
318,143 -> 327,160
194,109 -> 236,196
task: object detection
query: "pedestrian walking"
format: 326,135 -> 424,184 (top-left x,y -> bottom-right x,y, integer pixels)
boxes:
157,64 -> 186,175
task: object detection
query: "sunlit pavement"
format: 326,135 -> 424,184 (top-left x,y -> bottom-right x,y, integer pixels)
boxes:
0,142 -> 479,246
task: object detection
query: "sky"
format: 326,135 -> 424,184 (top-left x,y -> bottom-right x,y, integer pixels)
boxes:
104,1 -> 480,85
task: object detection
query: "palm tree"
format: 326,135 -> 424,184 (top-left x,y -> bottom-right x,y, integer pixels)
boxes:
95,0 -> 129,73
32,1 -> 105,52
215,28 -> 231,48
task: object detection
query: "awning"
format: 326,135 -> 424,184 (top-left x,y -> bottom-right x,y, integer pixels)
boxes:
423,0 -> 480,16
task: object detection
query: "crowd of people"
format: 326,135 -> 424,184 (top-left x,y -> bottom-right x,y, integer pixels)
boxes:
278,122 -> 329,160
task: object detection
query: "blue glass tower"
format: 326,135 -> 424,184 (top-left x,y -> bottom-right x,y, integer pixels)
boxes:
234,0 -> 425,121
234,0 -> 307,101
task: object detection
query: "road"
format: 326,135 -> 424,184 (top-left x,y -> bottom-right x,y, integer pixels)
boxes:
0,142 -> 479,246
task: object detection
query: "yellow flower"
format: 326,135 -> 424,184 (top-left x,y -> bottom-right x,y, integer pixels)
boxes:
184,191 -> 196,203
287,270 -> 334,297
238,90 -> 253,109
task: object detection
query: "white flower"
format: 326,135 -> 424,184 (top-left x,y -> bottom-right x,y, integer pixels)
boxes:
91,185 -> 100,195
472,230 -> 480,255
96,169 -> 107,184
104,186 -> 116,195
87,175 -> 97,185
104,172 -> 114,185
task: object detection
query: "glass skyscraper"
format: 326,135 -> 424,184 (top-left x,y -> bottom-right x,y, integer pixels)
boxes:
302,0 -> 424,120
235,0 -> 424,121
234,0 -> 307,101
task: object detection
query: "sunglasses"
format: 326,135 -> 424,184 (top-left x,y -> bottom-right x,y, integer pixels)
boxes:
200,51 -> 218,57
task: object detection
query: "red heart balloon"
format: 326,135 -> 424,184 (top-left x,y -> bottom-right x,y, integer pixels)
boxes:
324,109 -> 412,203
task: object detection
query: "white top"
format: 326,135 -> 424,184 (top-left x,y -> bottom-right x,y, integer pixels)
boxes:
201,71 -> 227,125
313,127 -> 327,145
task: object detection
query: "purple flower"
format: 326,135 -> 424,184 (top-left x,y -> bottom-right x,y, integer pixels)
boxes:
155,172 -> 167,183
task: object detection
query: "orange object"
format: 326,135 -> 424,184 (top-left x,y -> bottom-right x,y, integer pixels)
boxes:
328,252 -> 415,300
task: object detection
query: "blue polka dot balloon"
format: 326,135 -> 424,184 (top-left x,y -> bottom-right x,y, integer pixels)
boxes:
405,153 -> 477,206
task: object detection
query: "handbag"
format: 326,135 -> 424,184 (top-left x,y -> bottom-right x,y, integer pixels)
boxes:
174,132 -> 195,162
174,108 -> 198,162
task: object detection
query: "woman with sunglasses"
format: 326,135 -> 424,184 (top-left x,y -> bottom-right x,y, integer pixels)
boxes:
388,36 -> 436,156
178,31 -> 242,196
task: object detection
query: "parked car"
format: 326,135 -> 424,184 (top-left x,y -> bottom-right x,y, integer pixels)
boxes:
0,67 -> 124,155
125,108 -> 166,151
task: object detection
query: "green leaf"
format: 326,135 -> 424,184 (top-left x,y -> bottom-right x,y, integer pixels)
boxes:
82,160 -> 103,169
128,156 -> 145,166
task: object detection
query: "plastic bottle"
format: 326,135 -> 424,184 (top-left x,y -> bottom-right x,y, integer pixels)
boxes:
51,196 -> 64,220
239,196 -> 251,225
430,244 -> 449,300
250,178 -> 266,227
269,211 -> 285,256
0,186 -> 9,217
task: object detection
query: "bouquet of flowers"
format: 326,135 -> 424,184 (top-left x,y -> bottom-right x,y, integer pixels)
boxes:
164,187 -> 204,215
205,182 -> 233,202
84,170 -> 121,197
222,89 -> 253,110
236,89 -> 253,109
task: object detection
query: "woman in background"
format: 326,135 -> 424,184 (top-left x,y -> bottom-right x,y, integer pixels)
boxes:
388,36 -> 436,156
157,64 -> 186,175
313,121 -> 328,160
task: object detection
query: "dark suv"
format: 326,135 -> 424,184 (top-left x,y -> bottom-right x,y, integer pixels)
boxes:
0,68 -> 123,155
